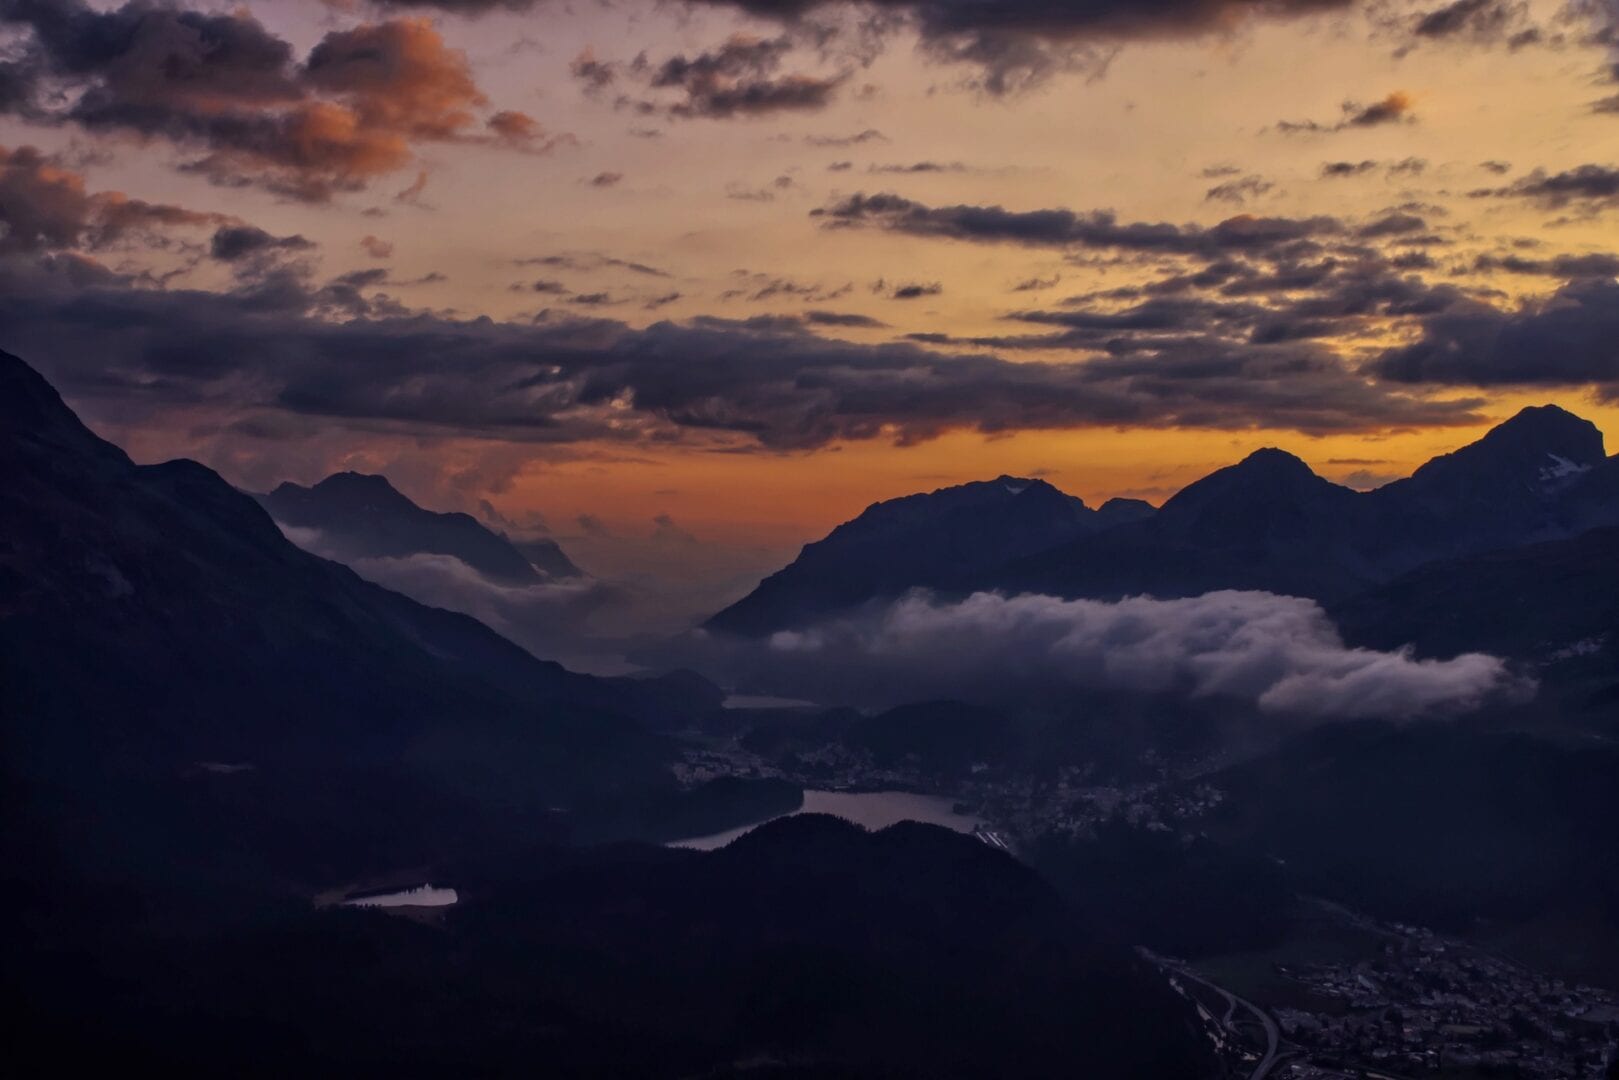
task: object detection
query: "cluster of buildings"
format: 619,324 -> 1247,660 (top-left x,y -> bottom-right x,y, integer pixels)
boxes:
1267,923 -> 1617,1078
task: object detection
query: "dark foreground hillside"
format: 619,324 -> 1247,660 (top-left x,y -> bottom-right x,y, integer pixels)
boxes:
5,815 -> 1215,1078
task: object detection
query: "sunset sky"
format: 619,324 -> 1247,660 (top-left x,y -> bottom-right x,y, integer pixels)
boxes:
4,0 -> 1619,598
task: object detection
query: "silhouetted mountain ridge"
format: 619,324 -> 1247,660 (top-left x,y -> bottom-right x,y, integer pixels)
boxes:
708,473 -> 1149,635
710,406 -> 1619,635
260,471 -> 582,583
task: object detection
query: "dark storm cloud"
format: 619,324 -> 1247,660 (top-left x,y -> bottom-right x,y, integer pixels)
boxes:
1468,165 -> 1619,209
0,1 -> 563,200
814,192 -> 1343,256
0,251 -> 1485,453
1372,278 -> 1619,393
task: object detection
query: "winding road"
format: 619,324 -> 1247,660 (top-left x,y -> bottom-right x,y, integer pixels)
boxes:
1140,949 -> 1282,1080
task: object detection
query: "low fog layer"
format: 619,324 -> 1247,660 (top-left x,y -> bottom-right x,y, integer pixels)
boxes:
675,590 -> 1530,718
275,523 -> 626,670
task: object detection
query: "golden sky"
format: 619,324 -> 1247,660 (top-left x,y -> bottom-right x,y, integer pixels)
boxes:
3,0 -> 1619,582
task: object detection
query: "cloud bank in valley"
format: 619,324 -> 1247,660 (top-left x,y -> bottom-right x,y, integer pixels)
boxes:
275,522 -> 619,662
680,589 -> 1529,718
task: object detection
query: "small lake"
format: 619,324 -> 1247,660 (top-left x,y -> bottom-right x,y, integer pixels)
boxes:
670,789 -> 983,851
342,884 -> 459,908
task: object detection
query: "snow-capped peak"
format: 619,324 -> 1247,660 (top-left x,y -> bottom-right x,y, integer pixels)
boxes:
1539,452 -> 1592,490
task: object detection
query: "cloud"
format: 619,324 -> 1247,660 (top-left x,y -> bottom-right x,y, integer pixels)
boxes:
1372,277 -> 1619,394
1276,91 -> 1416,134
516,251 -> 671,277
0,247 -> 1489,454
573,35 -> 844,120
589,171 -> 625,188
1468,165 -> 1619,209
814,192 -> 1344,256
726,175 -> 797,200
1471,251 -> 1619,278
805,128 -> 887,146
1319,157 -> 1426,178
1321,159 -> 1379,178
886,280 -> 942,300
868,161 -> 969,174
668,589 -> 1527,718
804,310 -> 887,327
273,522 -> 621,665
395,169 -> 432,206
211,225 -> 314,262
686,0 -> 1359,95
0,3 -> 566,201
1204,174 -> 1274,205
1402,0 -> 1548,52
0,143 -> 226,254
719,270 -> 851,302
359,234 -> 395,259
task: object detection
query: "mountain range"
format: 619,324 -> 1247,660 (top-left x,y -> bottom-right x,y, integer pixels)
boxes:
259,471 -> 582,582
709,405 -> 1619,643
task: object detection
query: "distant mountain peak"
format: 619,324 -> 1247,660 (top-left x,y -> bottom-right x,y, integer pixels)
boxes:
259,472 -> 571,584
1406,404 -> 1605,496
1479,404 -> 1604,459
1164,448 -> 1332,510
316,470 -> 400,491
1235,447 -> 1316,475
303,471 -> 416,509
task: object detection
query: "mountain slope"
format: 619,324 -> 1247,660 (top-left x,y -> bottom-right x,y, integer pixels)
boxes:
259,472 -> 581,582
707,475 -> 1132,636
10,816 -> 1217,1078
0,349 -> 680,911
1330,527 -> 1619,722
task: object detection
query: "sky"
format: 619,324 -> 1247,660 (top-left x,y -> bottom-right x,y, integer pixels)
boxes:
3,0 -> 1619,606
